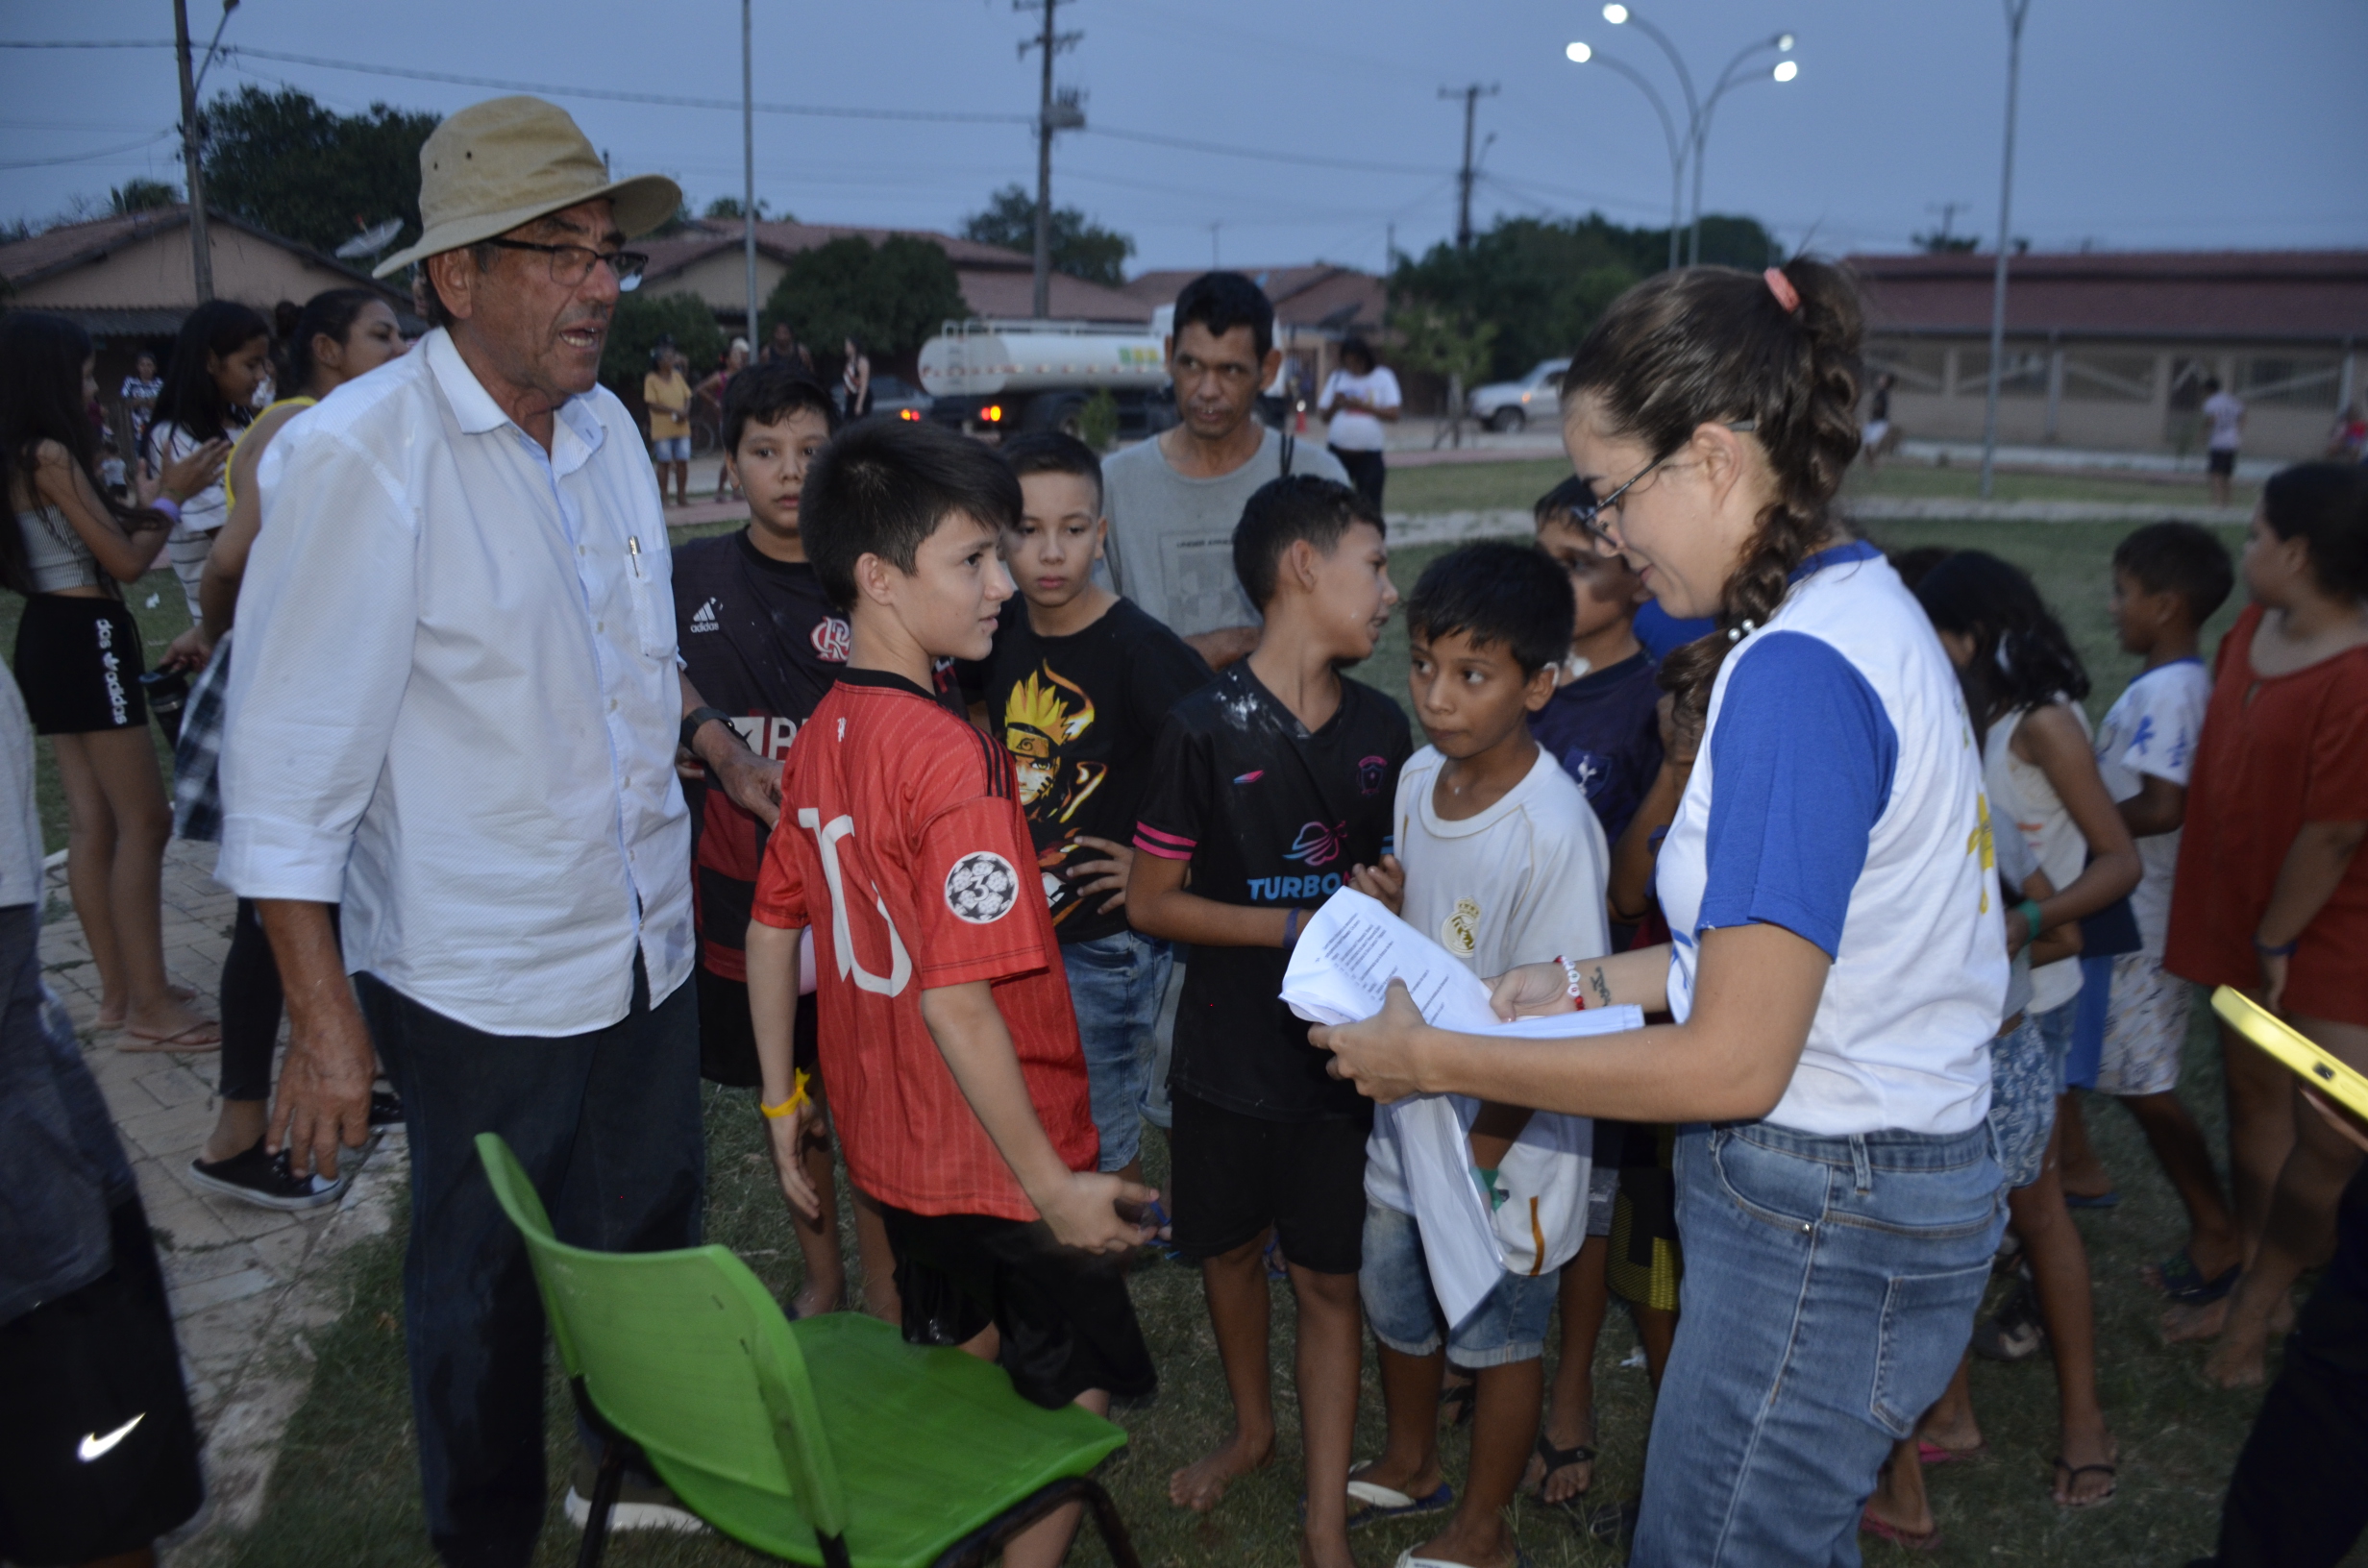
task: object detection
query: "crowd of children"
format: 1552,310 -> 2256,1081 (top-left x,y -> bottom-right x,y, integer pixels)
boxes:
697,261 -> 2368,1566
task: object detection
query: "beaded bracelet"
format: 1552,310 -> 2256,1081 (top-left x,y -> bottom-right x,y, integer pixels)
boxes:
1554,954 -> 1591,1007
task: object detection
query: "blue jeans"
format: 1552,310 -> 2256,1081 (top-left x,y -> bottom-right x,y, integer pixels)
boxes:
1632,1121 -> 2005,1568
1061,931 -> 1172,1172
1360,1202 -> 1557,1366
358,961 -> 703,1568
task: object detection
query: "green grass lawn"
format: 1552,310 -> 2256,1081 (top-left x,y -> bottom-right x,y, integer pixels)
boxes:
205,503 -> 2352,1568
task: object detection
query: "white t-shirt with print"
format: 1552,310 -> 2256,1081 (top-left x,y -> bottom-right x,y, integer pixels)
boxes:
2203,390 -> 2245,452
1365,745 -> 1608,1256
1320,367 -> 1402,453
2092,659 -> 2210,956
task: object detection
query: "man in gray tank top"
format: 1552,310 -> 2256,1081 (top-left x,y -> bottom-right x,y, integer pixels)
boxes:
1101,271 -> 1349,669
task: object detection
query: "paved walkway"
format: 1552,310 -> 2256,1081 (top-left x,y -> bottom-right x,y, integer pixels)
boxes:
38,840 -> 407,1560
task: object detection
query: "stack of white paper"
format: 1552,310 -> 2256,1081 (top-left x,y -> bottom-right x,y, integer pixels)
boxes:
1281,888 -> 1643,1325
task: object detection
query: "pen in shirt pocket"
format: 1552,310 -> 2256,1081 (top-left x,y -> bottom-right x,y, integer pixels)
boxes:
629,534 -> 644,579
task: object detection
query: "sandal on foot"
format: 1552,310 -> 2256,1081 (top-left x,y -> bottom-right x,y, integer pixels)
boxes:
1531,1433 -> 1597,1510
2153,1248 -> 2240,1305
1860,1505 -> 1942,1552
119,1020 -> 221,1052
1393,1552 -> 1529,1568
2063,1188 -> 2121,1210
1344,1470 -> 1452,1530
2053,1457 -> 2117,1508
1915,1437 -> 1986,1466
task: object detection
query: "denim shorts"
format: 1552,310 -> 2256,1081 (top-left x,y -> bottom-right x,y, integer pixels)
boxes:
1988,1002 -> 2070,1190
650,434 -> 689,462
1359,1202 -> 1557,1366
1631,1120 -> 2005,1566
1061,930 -> 1172,1172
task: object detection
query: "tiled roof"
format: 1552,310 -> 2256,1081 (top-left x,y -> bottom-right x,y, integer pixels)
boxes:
1121,264 -> 1385,331
0,205 -> 416,324
1846,249 -> 2368,342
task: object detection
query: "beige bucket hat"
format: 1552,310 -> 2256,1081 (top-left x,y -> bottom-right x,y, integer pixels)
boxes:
373,96 -> 680,278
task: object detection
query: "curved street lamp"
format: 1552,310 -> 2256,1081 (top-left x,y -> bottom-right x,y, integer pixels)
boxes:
1566,41 -> 1689,272
1596,5 -> 1797,266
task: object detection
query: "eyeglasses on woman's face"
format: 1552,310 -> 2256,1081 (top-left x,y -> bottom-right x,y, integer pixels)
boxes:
1566,419 -> 1760,548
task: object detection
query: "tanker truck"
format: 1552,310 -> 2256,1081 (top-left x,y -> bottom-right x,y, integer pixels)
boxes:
918,313 -> 1175,439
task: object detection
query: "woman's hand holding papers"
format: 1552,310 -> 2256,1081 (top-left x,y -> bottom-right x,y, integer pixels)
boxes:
1309,976 -> 1432,1103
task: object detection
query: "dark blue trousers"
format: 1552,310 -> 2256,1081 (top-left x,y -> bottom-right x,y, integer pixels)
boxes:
359,961 -> 703,1568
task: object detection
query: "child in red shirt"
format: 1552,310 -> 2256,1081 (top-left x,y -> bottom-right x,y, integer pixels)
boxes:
745,420 -> 1153,1568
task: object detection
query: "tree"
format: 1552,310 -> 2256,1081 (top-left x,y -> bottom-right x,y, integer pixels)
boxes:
110,178 -> 180,215
1388,300 -> 1499,441
201,86 -> 439,255
760,234 -> 968,359
1389,210 -> 1779,383
598,290 -> 725,404
959,184 -> 1133,287
703,195 -> 792,223
1914,230 -> 1979,254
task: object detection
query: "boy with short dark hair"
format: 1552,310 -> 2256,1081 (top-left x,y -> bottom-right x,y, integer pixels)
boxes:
971,431 -> 1211,1185
675,361 -> 914,1321
1528,478 -> 1663,847
1126,474 -> 1410,1567
746,419 -> 1155,1568
2059,521 -> 2241,1297
1341,541 -> 1608,1562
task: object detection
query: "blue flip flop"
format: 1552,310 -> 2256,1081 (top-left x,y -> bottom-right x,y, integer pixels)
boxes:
1345,1473 -> 1454,1530
2063,1188 -> 2122,1210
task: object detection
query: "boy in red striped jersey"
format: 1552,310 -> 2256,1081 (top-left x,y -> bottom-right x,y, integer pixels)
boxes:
746,420 -> 1153,1568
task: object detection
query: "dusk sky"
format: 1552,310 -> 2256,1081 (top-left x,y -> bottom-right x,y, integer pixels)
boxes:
6,0 -> 2362,273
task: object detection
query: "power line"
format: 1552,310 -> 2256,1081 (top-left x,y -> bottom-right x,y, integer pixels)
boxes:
1088,125 -> 1441,177
0,129 -> 174,171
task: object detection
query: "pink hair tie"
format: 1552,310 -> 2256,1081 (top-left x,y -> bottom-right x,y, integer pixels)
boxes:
1764,266 -> 1801,314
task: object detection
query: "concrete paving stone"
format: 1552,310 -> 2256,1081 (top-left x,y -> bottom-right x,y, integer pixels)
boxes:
115,1100 -> 214,1159
173,1265 -> 284,1316
246,1222 -> 322,1279
187,1188 -> 311,1243
174,1295 -> 279,1373
136,1062 -> 216,1110
160,1237 -> 266,1288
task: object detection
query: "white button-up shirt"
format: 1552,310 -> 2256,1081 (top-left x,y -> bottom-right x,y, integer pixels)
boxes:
218,328 -> 693,1036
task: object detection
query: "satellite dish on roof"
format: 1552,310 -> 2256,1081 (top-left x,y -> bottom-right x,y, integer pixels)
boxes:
335,218 -> 405,260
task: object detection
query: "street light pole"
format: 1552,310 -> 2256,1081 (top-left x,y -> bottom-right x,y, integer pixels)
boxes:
172,0 -> 213,302
1690,37 -> 1794,266
1978,0 -> 2035,500
1565,43 -> 1684,271
742,0 -> 757,347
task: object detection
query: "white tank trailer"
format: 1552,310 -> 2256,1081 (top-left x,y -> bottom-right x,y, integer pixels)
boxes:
919,313 -> 1175,439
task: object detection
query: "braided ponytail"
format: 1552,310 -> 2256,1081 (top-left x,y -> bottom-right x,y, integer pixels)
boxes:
1560,258 -> 1865,728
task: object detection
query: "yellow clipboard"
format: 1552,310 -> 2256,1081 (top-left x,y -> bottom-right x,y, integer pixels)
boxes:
2212,986 -> 2368,1122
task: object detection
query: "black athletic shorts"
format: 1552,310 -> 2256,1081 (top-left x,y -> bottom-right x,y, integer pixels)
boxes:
2208,448 -> 2238,477
1168,1088 -> 1369,1275
13,595 -> 146,735
695,967 -> 816,1090
876,1202 -> 1156,1409
0,1197 -> 203,1565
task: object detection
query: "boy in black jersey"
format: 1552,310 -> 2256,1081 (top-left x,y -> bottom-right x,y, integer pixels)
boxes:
1129,475 -> 1409,1565
970,432 -> 1211,1186
671,361 -> 904,1321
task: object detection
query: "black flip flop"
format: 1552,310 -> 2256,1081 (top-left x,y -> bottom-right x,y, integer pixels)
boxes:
2053,1457 -> 2118,1508
1532,1433 -> 1596,1515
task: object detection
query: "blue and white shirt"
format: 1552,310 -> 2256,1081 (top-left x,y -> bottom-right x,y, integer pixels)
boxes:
2092,659 -> 2209,957
1656,541 -> 2005,1137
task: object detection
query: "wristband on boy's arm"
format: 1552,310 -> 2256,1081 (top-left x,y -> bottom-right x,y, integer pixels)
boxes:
1282,907 -> 1304,949
760,1068 -> 812,1121
2013,899 -> 2045,939
2254,933 -> 2300,958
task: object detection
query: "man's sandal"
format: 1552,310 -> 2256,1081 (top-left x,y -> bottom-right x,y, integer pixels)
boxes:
2152,1247 -> 2239,1305
2053,1457 -> 2118,1508
1344,1470 -> 1452,1530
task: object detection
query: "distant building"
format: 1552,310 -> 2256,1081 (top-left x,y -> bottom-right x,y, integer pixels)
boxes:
637,217 -> 1147,336
0,205 -> 419,445
1851,249 -> 2368,460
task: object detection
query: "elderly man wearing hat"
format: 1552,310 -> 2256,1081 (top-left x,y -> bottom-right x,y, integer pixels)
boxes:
217,98 -> 779,1562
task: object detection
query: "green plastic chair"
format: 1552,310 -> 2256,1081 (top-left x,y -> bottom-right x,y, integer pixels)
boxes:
473,1133 -> 1141,1568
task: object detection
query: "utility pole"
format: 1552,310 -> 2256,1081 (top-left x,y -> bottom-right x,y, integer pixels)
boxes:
1440,83 -> 1498,249
742,0 -> 758,346
1018,0 -> 1083,319
1926,199 -> 1969,248
173,0 -> 213,302
1979,0 -> 2034,500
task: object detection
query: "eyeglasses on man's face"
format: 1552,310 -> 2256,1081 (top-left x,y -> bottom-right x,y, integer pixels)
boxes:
484,237 -> 647,291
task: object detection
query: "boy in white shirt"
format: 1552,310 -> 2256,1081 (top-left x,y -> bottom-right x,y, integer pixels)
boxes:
1342,542 -> 1609,1562
2060,522 -> 2243,1302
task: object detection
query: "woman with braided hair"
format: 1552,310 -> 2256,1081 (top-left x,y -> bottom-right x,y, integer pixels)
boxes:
1312,259 -> 2009,1565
